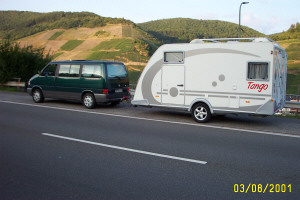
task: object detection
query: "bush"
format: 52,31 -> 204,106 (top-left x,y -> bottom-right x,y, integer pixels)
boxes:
0,40 -> 51,83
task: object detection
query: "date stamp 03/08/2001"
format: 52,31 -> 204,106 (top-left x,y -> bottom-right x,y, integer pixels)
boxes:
234,184 -> 292,193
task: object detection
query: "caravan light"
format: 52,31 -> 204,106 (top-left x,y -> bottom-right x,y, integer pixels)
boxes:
271,51 -> 273,55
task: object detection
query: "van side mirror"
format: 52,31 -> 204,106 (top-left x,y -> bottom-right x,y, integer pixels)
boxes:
38,71 -> 42,76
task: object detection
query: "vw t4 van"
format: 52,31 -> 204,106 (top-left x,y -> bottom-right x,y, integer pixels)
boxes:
27,61 -> 129,108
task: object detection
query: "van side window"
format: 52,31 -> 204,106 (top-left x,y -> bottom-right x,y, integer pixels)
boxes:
164,52 -> 184,63
58,65 -> 80,77
42,64 -> 56,76
247,62 -> 269,80
59,65 -> 70,77
69,65 -> 80,77
82,65 -> 104,78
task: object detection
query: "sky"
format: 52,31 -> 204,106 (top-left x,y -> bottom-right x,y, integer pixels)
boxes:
1,0 -> 299,34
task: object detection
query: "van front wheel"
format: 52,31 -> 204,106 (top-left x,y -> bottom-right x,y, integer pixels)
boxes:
191,103 -> 211,123
32,89 -> 44,103
83,93 -> 96,109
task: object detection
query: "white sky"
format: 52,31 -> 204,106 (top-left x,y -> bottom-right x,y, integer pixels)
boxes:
1,0 -> 299,34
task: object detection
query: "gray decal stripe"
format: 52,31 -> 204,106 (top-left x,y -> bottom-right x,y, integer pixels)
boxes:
185,48 -> 260,58
163,89 -> 168,91
182,90 -> 271,97
208,95 -> 228,98
214,105 -> 261,112
141,59 -> 164,105
181,94 -> 205,97
161,103 -> 185,106
240,97 -> 265,100
157,92 -> 168,95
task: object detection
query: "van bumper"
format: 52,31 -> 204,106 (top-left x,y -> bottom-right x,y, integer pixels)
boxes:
27,88 -> 32,96
94,93 -> 127,103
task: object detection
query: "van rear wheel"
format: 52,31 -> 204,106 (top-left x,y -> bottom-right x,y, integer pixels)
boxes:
32,89 -> 44,103
83,93 -> 96,109
191,103 -> 211,123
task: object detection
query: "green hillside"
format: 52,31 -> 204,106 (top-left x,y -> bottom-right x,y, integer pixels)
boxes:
270,23 -> 300,41
273,23 -> 300,94
138,18 -> 265,43
0,11 -> 133,40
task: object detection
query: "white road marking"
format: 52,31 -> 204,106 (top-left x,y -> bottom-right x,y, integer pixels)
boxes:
1,100 -> 300,139
42,133 -> 207,165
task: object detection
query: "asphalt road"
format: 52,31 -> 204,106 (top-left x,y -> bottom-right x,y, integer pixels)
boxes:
0,91 -> 300,199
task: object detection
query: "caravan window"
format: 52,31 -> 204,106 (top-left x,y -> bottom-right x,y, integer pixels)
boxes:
164,52 -> 184,63
247,62 -> 269,80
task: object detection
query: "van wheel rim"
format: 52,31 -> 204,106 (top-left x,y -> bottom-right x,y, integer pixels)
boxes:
84,96 -> 93,107
194,106 -> 207,120
33,91 -> 40,101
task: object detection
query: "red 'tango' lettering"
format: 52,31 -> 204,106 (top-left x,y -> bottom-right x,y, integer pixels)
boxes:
248,82 -> 268,92
248,82 -> 254,89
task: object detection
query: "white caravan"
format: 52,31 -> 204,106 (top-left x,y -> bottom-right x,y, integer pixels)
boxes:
132,38 -> 287,122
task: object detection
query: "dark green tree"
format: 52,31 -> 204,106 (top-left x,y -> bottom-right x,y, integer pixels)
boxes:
0,40 -> 51,83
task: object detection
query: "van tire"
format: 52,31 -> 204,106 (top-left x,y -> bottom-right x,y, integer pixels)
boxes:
191,103 -> 211,123
32,89 -> 44,103
83,93 -> 96,109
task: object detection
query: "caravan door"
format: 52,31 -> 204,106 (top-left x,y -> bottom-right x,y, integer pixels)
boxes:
161,65 -> 185,105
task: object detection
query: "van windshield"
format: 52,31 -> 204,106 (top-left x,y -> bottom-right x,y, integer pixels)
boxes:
107,63 -> 127,78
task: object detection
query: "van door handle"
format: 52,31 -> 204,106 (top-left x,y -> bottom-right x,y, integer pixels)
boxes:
177,84 -> 184,87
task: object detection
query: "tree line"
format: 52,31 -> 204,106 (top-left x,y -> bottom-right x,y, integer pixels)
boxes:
138,18 -> 265,43
270,23 -> 300,40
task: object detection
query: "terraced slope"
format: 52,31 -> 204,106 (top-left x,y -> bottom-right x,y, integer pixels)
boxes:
16,24 -> 156,85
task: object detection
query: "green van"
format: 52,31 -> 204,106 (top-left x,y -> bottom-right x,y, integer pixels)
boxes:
27,60 -> 129,108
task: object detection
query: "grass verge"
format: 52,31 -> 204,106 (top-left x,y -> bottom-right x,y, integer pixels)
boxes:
0,86 -> 20,92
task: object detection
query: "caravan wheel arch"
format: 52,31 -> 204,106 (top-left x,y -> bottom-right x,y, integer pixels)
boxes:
188,99 -> 214,114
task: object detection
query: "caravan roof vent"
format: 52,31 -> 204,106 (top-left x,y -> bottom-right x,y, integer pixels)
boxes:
253,38 -> 270,43
190,39 -> 205,44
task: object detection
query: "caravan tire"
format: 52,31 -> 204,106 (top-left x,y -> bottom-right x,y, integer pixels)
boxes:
191,103 -> 211,123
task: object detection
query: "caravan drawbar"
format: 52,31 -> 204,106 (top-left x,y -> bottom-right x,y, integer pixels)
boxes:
132,38 -> 287,122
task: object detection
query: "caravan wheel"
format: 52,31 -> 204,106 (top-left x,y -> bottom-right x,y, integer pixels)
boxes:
191,103 -> 211,123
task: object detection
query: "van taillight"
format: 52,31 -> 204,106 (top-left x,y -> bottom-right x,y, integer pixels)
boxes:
103,89 -> 108,94
127,87 -> 130,92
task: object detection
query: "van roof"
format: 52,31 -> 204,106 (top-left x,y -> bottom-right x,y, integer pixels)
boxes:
49,60 -> 125,65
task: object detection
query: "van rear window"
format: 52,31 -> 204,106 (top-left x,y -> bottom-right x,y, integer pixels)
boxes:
107,64 -> 127,78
